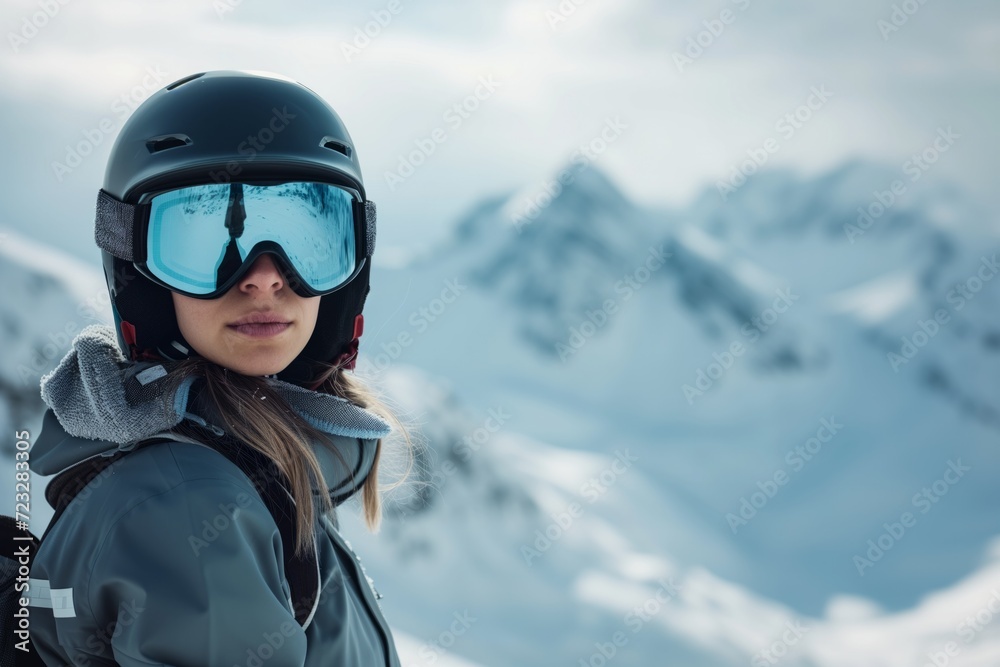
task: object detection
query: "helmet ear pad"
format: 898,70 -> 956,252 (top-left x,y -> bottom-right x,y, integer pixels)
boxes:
105,253 -> 191,361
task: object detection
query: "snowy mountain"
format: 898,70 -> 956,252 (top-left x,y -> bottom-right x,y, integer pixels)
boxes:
3,156 -> 999,666
343,158 -> 1000,662
339,363 -> 1000,666
0,230 -> 109,447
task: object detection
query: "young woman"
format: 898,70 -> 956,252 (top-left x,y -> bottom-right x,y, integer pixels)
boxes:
27,70 -> 412,666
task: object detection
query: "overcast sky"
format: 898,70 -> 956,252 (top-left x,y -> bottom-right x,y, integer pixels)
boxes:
1,0 -> 997,265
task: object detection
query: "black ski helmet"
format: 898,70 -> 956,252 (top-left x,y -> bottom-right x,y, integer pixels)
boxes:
96,70 -> 376,387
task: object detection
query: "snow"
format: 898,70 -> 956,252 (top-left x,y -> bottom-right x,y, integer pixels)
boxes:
392,629 -> 487,667
4,158 -> 1000,665
824,270 -> 919,324
0,227 -> 110,449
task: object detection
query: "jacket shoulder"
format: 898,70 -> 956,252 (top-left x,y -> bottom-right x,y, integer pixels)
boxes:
32,458 -> 302,665
36,438 -> 269,572
100,437 -> 262,504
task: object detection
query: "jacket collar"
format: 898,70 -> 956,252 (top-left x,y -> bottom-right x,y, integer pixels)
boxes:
32,324 -> 390,500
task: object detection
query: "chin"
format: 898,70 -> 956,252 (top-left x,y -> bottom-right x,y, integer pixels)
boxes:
246,365 -> 290,377
221,357 -> 292,377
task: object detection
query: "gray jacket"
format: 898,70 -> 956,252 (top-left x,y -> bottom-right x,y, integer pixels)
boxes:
27,325 -> 403,666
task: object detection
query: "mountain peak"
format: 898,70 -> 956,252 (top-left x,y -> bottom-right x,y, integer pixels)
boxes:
502,161 -> 632,230
442,161 -> 641,262
554,160 -> 631,205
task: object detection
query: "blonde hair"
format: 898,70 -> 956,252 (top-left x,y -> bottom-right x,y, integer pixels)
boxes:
162,356 -> 414,558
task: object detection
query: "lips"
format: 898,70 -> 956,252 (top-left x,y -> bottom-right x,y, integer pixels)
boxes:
227,311 -> 293,338
229,311 -> 291,327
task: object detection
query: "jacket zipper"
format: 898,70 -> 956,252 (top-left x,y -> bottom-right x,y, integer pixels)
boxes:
321,516 -> 397,666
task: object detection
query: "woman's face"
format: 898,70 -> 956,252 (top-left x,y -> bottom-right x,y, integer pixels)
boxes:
172,253 -> 321,376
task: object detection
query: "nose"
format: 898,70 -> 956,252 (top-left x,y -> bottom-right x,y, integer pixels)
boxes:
238,253 -> 285,294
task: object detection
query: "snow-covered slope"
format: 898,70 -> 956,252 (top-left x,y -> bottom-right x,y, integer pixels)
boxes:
3,156 -> 999,666
691,159 -> 1000,430
350,159 -> 1000,618
340,362 -> 1000,666
0,229 -> 109,463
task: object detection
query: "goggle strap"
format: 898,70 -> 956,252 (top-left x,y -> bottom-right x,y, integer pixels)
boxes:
364,200 -> 376,258
95,189 -> 136,262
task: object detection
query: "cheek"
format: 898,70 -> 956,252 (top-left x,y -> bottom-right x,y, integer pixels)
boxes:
304,299 -> 321,331
171,294 -> 215,340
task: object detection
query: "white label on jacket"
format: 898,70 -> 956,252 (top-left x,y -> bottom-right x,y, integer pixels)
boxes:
50,587 -> 76,618
26,579 -> 76,618
27,578 -> 52,608
136,365 -> 167,385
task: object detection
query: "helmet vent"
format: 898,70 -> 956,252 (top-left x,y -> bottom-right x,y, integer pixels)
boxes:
145,135 -> 192,154
321,138 -> 352,158
166,73 -> 205,90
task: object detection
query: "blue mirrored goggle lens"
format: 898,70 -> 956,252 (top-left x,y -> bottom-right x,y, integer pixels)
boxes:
145,182 -> 357,295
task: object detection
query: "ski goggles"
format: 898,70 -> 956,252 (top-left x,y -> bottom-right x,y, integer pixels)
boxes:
95,180 -> 376,298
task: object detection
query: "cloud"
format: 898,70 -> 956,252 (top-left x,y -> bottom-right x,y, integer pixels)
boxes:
0,0 -> 996,263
